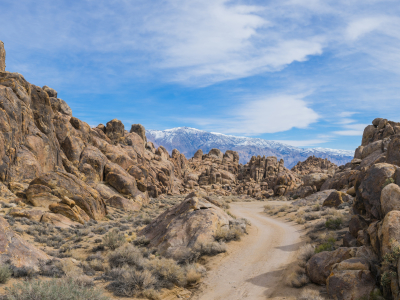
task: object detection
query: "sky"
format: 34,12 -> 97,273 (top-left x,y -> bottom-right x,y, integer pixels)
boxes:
1,0 -> 400,151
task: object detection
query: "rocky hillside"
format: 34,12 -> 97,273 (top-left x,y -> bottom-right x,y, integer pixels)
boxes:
0,41 -> 317,228
146,127 -> 354,168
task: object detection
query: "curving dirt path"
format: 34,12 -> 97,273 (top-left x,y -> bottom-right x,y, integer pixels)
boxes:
192,201 -> 303,300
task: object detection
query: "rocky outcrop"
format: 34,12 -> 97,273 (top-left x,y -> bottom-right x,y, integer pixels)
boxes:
0,41 -> 5,72
236,155 -> 301,199
0,216 -> 48,270
139,192 -> 232,259
306,247 -> 356,285
291,156 -> 337,175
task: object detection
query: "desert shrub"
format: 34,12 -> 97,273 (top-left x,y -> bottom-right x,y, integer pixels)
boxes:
298,244 -> 315,265
185,265 -> 202,285
142,289 -> 160,300
0,264 -> 11,283
108,243 -> 144,269
295,217 -> 305,225
226,210 -> 236,219
196,242 -> 227,256
286,266 -> 309,288
2,277 -> 108,300
278,205 -> 291,213
103,229 -> 125,250
214,225 -> 243,242
147,258 -> 186,288
107,268 -> 156,297
39,260 -> 64,278
88,259 -> 104,271
304,212 -> 321,221
315,237 -> 336,253
133,236 -> 151,247
297,288 -> 323,300
325,217 -> 343,230
381,239 -> 400,287
311,204 -> 321,211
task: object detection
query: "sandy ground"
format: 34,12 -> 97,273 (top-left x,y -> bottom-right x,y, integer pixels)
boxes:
192,201 -> 304,300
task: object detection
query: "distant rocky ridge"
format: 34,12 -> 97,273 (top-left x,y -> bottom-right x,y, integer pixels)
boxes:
146,127 -> 354,168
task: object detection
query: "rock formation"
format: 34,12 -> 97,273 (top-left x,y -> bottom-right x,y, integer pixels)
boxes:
305,118 -> 400,299
139,192 -> 232,259
0,41 -> 5,72
291,155 -> 337,175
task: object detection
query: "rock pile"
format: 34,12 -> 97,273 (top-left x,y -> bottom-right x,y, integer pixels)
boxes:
305,118 -> 400,299
235,156 -> 302,199
291,155 -> 338,175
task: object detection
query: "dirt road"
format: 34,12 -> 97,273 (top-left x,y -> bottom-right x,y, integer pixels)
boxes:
192,201 -> 303,300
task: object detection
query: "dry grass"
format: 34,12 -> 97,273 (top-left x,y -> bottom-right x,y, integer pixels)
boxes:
297,289 -> 324,300
295,217 -> 306,225
286,265 -> 309,288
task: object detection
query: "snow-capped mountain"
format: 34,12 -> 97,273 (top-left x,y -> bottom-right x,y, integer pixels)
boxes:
146,127 -> 354,168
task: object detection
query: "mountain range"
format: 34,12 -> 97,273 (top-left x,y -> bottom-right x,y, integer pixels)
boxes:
146,127 -> 354,169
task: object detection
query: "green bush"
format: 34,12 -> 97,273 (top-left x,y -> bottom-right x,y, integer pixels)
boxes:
325,217 -> 343,230
102,229 -> 125,250
315,237 -> 336,253
2,277 -> 108,300
0,265 -> 11,284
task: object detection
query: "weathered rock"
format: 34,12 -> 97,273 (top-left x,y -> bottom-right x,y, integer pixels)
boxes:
381,210 -> 400,256
27,171 -> 107,220
355,163 -> 397,219
41,212 -> 80,228
380,183 -> 400,217
0,41 -> 5,72
323,191 -> 348,207
349,215 -> 369,238
106,195 -> 141,211
139,192 -> 232,259
361,140 -> 382,159
303,173 -> 330,190
0,216 -> 49,270
42,86 -> 57,98
130,124 -> 147,143
362,125 -> 377,146
104,163 -> 138,198
49,202 -> 90,224
9,208 -> 44,222
327,270 -> 376,300
291,156 -> 337,175
321,170 -> 359,191
343,232 -> 357,247
306,247 -> 356,285
105,119 -> 125,143
49,97 -> 72,116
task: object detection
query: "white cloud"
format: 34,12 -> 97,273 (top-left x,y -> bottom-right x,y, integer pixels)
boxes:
346,17 -> 386,40
184,94 -> 319,135
333,123 -> 368,136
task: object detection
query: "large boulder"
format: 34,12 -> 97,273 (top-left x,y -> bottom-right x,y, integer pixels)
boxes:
349,215 -> 369,238
0,216 -> 49,270
381,210 -> 400,256
303,173 -> 329,190
323,191 -> 350,208
327,269 -> 376,300
27,171 -> 107,220
139,192 -> 232,259
381,183 -> 400,217
386,134 -> 400,166
355,163 -> 397,219
130,124 -> 147,143
0,40 -> 5,72
306,247 -> 356,285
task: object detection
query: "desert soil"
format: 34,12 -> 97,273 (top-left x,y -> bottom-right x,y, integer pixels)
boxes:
192,201 -> 304,300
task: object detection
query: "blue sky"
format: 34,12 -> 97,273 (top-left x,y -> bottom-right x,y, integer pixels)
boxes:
1,0 -> 400,151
